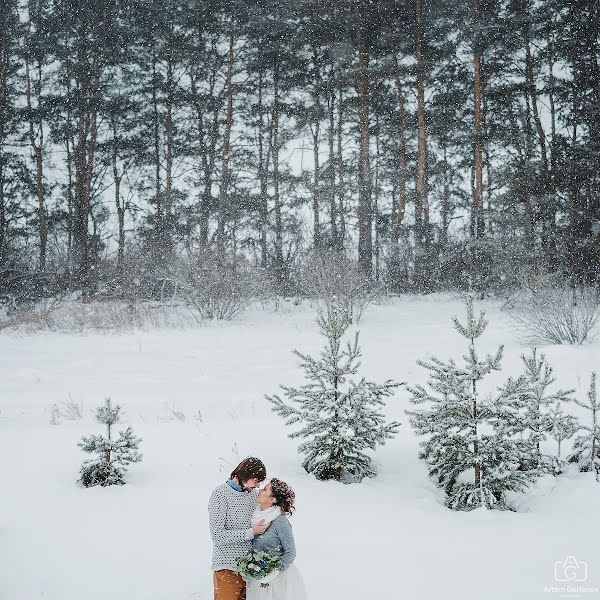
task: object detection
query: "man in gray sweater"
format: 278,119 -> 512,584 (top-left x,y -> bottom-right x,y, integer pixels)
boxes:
209,457 -> 269,600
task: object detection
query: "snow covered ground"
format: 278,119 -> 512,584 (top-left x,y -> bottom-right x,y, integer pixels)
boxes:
1,295 -> 599,600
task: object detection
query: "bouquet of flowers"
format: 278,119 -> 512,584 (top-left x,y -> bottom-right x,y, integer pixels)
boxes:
236,547 -> 283,588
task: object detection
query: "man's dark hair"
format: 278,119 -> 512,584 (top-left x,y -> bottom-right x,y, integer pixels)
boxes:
230,457 -> 266,485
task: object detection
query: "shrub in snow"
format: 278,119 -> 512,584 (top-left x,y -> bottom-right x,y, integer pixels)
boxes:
48,397 -> 84,425
267,299 -> 401,482
2,298 -> 193,332
567,373 -> 600,481
49,403 -> 61,425
0,294 -> 67,331
406,296 -> 540,511
509,286 -> 599,345
78,398 -> 142,487
298,250 -> 380,324
170,251 -> 272,321
518,349 -> 574,474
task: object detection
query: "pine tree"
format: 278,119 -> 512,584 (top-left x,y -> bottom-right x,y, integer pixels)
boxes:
267,299 -> 401,482
567,372 -> 600,480
78,398 -> 142,487
519,349 -> 574,473
547,401 -> 578,475
406,296 -> 539,510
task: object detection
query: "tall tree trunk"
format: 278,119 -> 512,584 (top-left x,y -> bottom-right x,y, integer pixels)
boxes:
336,81 -> 346,250
373,121 -> 380,281
84,53 -> 100,241
151,49 -> 162,247
569,29 -> 579,285
415,0 -> 429,289
354,5 -> 372,275
65,99 -> 74,273
272,62 -> 284,284
547,14 -> 557,185
392,46 -> 407,241
117,195 -> 125,279
257,69 -> 269,268
191,57 -> 219,248
523,0 -> 551,257
327,77 -> 338,250
311,49 -> 321,251
0,2 -> 20,268
201,98 -> 219,247
586,7 -> 600,284
82,60 -> 99,288
72,29 -> 88,284
64,63 -> 75,277
509,100 -> 535,251
0,155 -> 4,267
441,143 -> 450,247
164,53 -> 174,251
0,159 -> 4,266
25,45 -> 46,271
311,107 -> 321,250
217,7 -> 235,253
72,32 -> 100,289
111,117 -> 125,279
191,72 -> 205,245
523,187 -> 535,252
0,12 -> 5,266
472,0 -> 485,240
482,61 -> 493,237
523,6 -> 549,181
524,54 -> 536,257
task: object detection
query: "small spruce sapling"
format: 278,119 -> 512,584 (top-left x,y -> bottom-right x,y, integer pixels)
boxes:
406,296 -> 539,510
567,372 -> 600,481
547,402 -> 578,475
519,349 -> 574,473
267,299 -> 401,482
78,398 -> 142,487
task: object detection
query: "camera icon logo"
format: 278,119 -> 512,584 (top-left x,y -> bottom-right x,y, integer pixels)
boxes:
554,556 -> 588,582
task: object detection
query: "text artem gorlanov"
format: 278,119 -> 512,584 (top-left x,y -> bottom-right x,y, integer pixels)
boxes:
544,585 -> 600,594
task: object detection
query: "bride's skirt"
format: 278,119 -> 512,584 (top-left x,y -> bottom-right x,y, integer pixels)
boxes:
247,564 -> 307,600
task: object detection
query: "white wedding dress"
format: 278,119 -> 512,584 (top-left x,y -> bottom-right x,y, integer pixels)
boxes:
247,564 -> 306,600
246,506 -> 307,600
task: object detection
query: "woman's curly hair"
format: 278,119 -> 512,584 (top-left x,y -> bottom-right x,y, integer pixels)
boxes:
270,478 -> 296,516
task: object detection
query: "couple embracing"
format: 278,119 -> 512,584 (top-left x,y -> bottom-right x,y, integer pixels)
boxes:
208,457 -> 306,600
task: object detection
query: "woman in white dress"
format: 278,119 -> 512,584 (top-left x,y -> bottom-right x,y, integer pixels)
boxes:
247,478 -> 306,600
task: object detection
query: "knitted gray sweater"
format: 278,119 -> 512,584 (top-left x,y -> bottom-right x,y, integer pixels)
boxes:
208,482 -> 257,571
252,515 -> 297,571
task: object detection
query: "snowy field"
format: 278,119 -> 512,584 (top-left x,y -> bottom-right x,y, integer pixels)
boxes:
1,295 -> 600,600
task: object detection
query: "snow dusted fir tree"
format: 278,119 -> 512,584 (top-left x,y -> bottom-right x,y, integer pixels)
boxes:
406,296 -> 538,511
567,372 -> 600,480
548,402 -> 578,474
267,299 -> 401,482
78,398 -> 142,487
519,349 -> 574,474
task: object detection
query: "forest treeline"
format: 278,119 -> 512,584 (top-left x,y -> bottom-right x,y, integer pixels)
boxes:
1,0 -> 599,301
